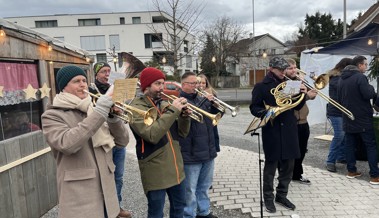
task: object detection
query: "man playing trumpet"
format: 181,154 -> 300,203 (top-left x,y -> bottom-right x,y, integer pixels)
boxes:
129,67 -> 191,218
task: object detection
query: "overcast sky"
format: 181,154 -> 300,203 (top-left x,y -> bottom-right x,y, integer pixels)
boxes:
0,0 -> 377,42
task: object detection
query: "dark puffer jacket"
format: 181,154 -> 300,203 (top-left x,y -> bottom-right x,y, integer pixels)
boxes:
338,65 -> 376,133
327,69 -> 343,117
179,91 -> 217,164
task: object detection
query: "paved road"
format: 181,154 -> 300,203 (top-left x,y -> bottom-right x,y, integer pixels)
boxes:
42,106 -> 378,218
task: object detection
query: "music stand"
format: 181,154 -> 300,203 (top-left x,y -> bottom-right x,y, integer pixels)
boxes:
251,131 -> 264,217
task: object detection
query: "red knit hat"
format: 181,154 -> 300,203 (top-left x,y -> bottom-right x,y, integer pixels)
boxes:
140,67 -> 166,91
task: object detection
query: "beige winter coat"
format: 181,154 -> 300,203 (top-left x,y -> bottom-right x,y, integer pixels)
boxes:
42,105 -> 129,218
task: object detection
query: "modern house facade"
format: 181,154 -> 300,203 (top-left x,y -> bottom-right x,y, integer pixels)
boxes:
5,11 -> 197,75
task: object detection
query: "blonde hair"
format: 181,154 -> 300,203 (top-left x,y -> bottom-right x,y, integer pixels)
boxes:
197,74 -> 217,95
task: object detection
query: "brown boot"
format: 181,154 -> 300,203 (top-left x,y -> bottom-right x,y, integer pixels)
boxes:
118,208 -> 132,218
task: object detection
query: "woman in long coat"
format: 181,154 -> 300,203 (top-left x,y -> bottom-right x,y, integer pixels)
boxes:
42,65 -> 129,218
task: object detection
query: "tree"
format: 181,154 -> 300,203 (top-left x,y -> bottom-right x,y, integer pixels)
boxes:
200,16 -> 246,85
298,11 -> 345,47
199,34 -> 217,77
150,0 -> 205,79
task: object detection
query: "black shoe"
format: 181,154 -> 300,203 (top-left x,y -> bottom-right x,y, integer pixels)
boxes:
275,197 -> 296,210
293,176 -> 311,184
326,163 -> 337,172
264,200 -> 276,213
196,213 -> 218,218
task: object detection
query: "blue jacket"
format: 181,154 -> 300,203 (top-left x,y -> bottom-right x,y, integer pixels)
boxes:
338,65 -> 376,133
179,91 -> 217,164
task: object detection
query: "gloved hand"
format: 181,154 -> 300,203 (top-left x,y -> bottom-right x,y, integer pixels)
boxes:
93,95 -> 114,119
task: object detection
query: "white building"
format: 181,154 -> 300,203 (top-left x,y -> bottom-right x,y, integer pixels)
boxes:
5,11 -> 197,75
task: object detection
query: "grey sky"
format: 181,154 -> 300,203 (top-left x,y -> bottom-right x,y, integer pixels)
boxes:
0,0 -> 377,41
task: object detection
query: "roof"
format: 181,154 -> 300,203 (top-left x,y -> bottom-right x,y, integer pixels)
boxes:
349,2 -> 379,33
0,18 -> 91,57
317,22 -> 379,55
230,33 -> 286,55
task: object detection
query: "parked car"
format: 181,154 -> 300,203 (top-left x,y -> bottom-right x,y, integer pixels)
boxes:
162,81 -> 182,100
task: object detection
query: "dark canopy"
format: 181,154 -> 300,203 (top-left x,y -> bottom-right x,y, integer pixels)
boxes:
317,22 -> 379,55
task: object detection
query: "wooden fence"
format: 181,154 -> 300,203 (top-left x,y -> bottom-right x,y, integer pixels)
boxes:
0,131 -> 57,218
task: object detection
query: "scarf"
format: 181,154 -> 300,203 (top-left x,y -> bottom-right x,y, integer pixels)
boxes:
53,92 -> 115,152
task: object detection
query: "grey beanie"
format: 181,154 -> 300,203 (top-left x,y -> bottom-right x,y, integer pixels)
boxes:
269,57 -> 290,70
56,65 -> 87,91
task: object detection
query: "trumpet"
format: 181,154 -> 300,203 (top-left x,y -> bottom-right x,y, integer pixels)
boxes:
84,90 -> 158,126
195,88 -> 240,117
160,92 -> 222,126
287,69 -> 354,120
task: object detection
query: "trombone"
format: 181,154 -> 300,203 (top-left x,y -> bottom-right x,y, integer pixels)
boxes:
287,69 -> 355,120
84,90 -> 158,126
160,92 -> 222,126
195,88 -> 240,117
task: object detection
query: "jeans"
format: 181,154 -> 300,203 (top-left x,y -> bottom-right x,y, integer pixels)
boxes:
345,130 -> 379,178
146,182 -> 186,218
326,116 -> 346,164
183,159 -> 215,218
113,146 -> 126,204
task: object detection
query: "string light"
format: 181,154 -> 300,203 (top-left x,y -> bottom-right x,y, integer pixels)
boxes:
368,38 -> 373,45
162,56 -> 167,64
0,27 -> 5,37
211,56 -> 216,63
48,43 -> 52,51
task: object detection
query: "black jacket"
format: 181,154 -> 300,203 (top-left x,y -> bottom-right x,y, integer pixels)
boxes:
338,65 -> 376,133
179,91 -> 217,164
327,74 -> 343,117
249,72 -> 305,161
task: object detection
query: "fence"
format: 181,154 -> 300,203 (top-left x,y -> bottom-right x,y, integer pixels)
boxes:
0,131 -> 57,218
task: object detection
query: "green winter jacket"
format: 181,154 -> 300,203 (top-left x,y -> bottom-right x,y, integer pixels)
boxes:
129,95 -> 190,193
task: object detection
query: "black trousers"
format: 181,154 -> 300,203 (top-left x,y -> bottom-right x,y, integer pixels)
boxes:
263,159 -> 294,201
292,123 -> 310,180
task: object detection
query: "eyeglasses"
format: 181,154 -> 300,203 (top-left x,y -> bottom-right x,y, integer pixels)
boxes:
184,82 -> 197,86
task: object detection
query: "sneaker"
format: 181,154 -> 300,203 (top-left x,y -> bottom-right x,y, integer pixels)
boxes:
275,197 -> 296,210
264,200 -> 276,213
196,213 -> 218,218
118,208 -> 132,218
369,177 -> 379,185
293,176 -> 311,184
346,171 -> 362,179
326,163 -> 337,172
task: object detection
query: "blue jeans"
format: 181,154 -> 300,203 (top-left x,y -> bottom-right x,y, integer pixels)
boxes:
146,182 -> 186,218
345,130 -> 379,178
326,116 -> 346,164
113,146 -> 126,204
183,159 -> 215,218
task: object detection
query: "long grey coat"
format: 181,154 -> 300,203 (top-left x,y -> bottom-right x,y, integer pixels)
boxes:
42,105 -> 129,218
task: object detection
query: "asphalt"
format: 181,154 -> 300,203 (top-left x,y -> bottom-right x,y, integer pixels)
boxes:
41,106 -> 379,218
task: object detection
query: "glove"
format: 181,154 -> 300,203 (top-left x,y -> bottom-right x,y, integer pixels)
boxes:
93,95 -> 114,119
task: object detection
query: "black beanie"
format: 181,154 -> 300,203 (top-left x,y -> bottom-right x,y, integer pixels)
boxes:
93,62 -> 111,75
56,65 -> 87,91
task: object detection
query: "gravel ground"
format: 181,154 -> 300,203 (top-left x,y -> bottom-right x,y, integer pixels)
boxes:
41,106 -> 372,218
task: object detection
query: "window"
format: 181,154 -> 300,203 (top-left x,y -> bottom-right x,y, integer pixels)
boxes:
35,20 -> 57,28
78,18 -> 101,26
152,16 -> 169,23
109,35 -> 120,50
120,17 -> 125,24
186,55 -> 192,68
271,49 -> 276,55
96,53 -> 107,63
80,35 -> 106,51
0,62 -> 42,141
144,33 -> 163,48
132,17 -> 141,24
184,40 -> 189,53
